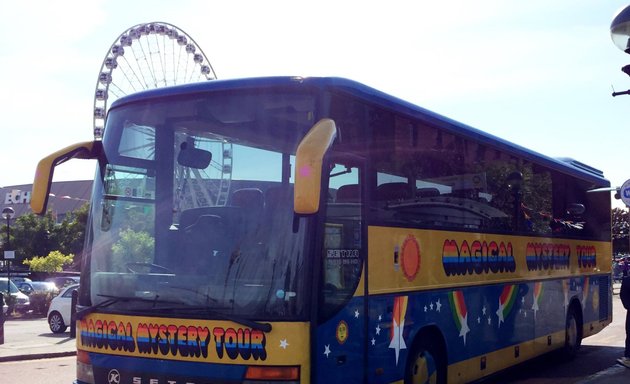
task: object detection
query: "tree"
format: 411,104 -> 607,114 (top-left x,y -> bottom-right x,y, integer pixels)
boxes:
4,210 -> 56,265
1,203 -> 88,270
23,250 -> 74,272
613,207 -> 630,254
55,203 -> 89,268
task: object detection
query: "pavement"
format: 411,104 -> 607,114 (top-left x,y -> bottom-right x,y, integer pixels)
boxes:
575,282 -> 630,384
578,364 -> 630,384
0,316 -> 76,362
0,297 -> 629,383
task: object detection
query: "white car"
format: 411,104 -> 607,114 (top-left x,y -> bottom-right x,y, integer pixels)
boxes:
47,284 -> 79,333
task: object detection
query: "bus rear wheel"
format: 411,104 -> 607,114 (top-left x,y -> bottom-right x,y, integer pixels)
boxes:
405,339 -> 445,384
564,304 -> 582,358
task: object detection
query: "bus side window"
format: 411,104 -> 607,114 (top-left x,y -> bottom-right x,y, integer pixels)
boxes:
320,164 -> 364,321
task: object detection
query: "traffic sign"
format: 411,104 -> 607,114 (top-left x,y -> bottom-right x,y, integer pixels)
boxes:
621,179 -> 630,206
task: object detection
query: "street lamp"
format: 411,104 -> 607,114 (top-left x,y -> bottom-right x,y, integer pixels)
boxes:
2,207 -> 14,295
611,5 -> 630,96
612,5 -> 630,52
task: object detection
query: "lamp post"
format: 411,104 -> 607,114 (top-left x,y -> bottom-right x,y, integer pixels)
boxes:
2,207 -> 14,295
612,8 -> 630,273
611,5 -> 630,96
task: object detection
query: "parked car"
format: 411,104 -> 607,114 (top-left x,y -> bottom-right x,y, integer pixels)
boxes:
10,277 -> 32,284
17,281 -> 57,295
0,278 -> 30,314
17,281 -> 59,315
45,276 -> 80,290
47,283 -> 79,333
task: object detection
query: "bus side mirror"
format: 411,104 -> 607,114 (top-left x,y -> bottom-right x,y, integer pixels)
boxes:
31,141 -> 101,215
294,119 -> 337,215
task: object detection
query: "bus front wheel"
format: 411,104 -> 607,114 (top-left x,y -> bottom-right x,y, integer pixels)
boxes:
405,335 -> 446,384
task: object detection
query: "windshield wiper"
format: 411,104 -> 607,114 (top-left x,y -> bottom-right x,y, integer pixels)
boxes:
76,294 -> 183,320
158,305 -> 272,332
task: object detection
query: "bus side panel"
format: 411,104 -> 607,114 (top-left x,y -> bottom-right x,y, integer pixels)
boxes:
364,275 -> 609,383
365,226 -> 611,383
365,284 -> 534,383
314,296 -> 366,384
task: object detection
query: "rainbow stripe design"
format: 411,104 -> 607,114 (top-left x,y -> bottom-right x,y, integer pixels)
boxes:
582,277 -> 590,309
389,296 -> 408,365
532,282 -> 543,317
496,285 -> 518,327
448,290 -> 470,344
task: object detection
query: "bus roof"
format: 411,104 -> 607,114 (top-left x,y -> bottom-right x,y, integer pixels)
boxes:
110,76 -> 609,187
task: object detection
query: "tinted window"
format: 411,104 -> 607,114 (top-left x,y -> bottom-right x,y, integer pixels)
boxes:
329,94 -> 606,239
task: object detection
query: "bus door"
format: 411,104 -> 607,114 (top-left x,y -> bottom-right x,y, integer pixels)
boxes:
314,161 -> 366,383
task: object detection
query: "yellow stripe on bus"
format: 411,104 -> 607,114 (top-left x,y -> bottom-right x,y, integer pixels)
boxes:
366,226 -> 610,294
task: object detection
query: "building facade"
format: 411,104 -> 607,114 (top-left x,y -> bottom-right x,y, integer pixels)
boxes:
1,180 -> 93,222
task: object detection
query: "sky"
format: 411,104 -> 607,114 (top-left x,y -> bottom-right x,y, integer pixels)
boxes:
1,0 -> 630,207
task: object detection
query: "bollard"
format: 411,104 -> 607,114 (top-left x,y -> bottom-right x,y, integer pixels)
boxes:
0,292 -> 4,345
70,289 -> 78,338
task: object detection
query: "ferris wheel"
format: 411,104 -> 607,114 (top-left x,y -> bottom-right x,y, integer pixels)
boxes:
94,22 -> 232,209
93,21 -> 217,139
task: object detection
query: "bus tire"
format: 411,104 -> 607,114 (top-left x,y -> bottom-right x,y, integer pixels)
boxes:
564,303 -> 582,359
405,332 -> 446,384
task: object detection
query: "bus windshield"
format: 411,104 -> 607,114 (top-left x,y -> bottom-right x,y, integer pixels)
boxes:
84,89 -> 316,320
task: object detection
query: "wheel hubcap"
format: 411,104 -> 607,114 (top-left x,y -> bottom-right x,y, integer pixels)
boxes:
50,315 -> 62,331
411,351 -> 437,384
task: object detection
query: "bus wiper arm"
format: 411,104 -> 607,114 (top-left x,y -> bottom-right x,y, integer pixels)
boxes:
161,305 -> 272,333
76,294 -> 182,320
75,297 -> 118,320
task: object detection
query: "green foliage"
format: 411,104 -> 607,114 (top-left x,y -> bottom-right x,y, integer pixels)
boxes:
1,203 -> 88,269
111,229 -> 155,271
23,250 -> 74,272
4,210 -> 56,264
56,203 -> 89,266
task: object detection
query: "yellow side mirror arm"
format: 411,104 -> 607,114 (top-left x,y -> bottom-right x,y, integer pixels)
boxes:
31,141 -> 101,215
294,119 -> 337,215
